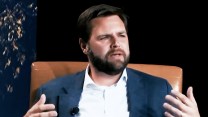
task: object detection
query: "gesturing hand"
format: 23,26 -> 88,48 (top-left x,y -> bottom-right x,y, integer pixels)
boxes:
163,86 -> 200,117
24,94 -> 58,117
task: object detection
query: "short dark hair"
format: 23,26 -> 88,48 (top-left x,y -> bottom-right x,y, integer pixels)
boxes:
77,4 -> 128,43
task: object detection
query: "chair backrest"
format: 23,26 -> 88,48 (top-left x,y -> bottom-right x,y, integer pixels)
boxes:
30,61 -> 183,106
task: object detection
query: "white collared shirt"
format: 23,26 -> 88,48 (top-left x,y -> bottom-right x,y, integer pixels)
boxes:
76,65 -> 129,117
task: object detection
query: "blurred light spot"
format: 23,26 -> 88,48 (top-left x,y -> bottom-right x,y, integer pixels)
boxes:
7,84 -> 13,93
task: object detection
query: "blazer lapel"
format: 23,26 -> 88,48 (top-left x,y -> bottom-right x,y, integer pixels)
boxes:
58,71 -> 85,117
58,90 -> 82,117
126,68 -> 148,117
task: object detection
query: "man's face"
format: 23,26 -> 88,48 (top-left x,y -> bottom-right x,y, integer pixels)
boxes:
87,15 -> 130,75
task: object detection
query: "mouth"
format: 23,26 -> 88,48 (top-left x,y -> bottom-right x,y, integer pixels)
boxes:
106,48 -> 126,60
111,52 -> 122,56
109,51 -> 124,59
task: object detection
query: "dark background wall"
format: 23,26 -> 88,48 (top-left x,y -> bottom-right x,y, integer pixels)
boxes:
36,1 -> 207,116
0,0 -> 37,117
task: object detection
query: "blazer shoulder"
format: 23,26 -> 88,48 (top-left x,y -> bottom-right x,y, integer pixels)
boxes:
126,67 -> 172,93
126,67 -> 171,86
39,70 -> 85,89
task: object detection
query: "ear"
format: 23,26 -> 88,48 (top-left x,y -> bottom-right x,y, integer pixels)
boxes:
79,38 -> 88,54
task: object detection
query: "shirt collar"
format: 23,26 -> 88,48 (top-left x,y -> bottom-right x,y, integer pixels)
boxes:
83,64 -> 128,89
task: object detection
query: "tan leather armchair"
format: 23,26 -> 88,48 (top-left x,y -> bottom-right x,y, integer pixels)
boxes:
30,61 -> 183,106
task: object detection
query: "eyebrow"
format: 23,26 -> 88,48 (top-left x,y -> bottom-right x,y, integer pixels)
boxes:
118,31 -> 127,35
97,30 -> 127,37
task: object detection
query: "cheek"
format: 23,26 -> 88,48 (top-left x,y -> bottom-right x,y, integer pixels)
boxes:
125,46 -> 130,56
121,41 -> 130,54
90,45 -> 109,56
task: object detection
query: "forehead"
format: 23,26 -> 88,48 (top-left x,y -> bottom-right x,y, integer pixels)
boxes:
90,15 -> 126,34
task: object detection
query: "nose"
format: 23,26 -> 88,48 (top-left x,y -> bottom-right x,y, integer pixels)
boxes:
111,40 -> 120,48
110,37 -> 120,48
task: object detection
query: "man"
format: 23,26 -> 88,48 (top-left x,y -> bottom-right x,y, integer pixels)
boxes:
24,4 -> 200,117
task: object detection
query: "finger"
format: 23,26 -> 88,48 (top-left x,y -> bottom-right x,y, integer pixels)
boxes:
36,94 -> 46,105
164,111 -> 174,117
30,111 -> 58,117
37,104 -> 56,112
187,86 -> 197,104
163,102 -> 183,117
165,95 -> 187,111
24,104 -> 56,117
28,94 -> 47,113
170,90 -> 192,107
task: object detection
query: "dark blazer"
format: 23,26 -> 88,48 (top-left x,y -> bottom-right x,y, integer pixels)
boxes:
35,68 -> 172,117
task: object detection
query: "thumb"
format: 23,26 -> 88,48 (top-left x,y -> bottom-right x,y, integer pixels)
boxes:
187,86 -> 197,104
36,94 -> 46,105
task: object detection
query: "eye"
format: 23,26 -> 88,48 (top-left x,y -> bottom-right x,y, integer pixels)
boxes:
119,33 -> 127,38
98,35 -> 110,40
120,34 -> 126,37
118,32 -> 127,38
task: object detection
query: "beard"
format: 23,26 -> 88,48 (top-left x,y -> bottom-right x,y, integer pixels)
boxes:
88,48 -> 130,75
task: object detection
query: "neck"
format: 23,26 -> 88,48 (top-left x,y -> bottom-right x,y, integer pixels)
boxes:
88,65 -> 122,86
